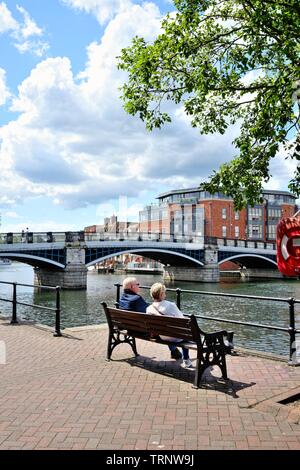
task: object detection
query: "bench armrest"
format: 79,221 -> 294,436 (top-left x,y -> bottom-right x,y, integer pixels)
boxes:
201,329 -> 234,354
204,329 -> 228,338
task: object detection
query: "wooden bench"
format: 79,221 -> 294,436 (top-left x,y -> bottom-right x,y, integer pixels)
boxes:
101,302 -> 234,388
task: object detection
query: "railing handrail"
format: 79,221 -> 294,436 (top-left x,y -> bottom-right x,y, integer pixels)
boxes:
187,314 -> 298,333
136,284 -> 299,304
0,280 -> 58,290
114,283 -> 299,363
0,280 -> 62,336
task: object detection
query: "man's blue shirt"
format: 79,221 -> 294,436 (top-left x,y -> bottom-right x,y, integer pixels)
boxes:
119,289 -> 149,313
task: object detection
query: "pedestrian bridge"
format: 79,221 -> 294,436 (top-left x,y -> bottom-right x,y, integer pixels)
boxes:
0,231 -> 278,289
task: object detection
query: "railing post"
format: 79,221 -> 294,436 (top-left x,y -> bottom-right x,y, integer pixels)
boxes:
10,282 -> 18,324
288,297 -> 297,364
53,286 -> 62,337
115,283 -> 121,308
176,288 -> 182,310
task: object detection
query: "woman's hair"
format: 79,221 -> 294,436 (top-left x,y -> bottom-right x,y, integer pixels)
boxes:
150,282 -> 166,300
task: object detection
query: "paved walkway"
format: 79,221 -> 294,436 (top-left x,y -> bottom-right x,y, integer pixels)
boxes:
0,319 -> 300,450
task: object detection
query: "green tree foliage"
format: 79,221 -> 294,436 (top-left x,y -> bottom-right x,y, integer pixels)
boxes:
118,0 -> 300,208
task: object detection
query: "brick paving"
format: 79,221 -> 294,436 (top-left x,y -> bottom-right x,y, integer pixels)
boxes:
0,318 -> 300,450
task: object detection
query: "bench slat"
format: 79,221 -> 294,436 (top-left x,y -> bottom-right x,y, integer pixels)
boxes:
110,309 -> 190,326
111,320 -> 148,333
111,320 -> 193,340
108,308 -> 194,340
147,326 -> 193,341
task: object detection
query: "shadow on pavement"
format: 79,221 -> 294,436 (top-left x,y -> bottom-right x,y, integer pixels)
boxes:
113,354 -> 255,398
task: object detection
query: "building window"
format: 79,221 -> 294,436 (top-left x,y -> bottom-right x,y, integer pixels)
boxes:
222,226 -> 227,237
248,224 -> 263,239
248,207 -> 263,221
268,208 -> 282,220
151,209 -> 160,221
222,208 -> 227,219
139,211 -> 148,222
234,211 -> 239,220
267,225 -> 277,239
235,226 -> 239,238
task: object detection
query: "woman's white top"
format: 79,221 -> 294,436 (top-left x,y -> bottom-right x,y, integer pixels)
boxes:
146,300 -> 184,342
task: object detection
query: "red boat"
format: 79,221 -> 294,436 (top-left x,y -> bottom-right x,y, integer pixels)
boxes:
277,211 -> 300,277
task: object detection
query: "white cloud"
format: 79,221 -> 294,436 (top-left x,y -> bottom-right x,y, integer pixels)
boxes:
0,67 -> 10,106
3,211 -> 21,218
2,220 -> 78,233
0,2 -> 48,56
16,5 -> 43,38
0,1 -> 18,33
267,143 -> 298,194
96,195 -> 145,222
62,0 -> 132,25
14,39 -> 49,57
0,3 -> 164,209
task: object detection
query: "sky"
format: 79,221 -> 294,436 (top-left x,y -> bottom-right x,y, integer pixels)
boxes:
0,0 -> 297,233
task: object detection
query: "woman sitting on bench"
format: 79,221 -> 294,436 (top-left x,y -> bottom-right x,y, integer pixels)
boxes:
146,283 -> 193,369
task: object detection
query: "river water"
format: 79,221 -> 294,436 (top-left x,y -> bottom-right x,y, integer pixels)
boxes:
0,263 -> 299,357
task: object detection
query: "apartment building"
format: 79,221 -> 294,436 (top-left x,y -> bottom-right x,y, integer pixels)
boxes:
139,187 -> 297,242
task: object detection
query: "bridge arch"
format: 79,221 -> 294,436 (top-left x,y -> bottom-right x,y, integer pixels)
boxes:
86,248 -> 204,268
0,253 -> 65,269
219,254 -> 277,269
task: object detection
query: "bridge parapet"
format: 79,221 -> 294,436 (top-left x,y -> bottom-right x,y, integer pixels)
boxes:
0,232 -> 67,245
215,237 -> 275,250
0,231 -> 276,250
0,231 -> 205,245
85,240 -> 204,250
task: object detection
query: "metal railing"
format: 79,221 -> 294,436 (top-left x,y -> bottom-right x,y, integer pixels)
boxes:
0,231 -> 276,249
114,283 -> 299,364
0,281 -> 62,336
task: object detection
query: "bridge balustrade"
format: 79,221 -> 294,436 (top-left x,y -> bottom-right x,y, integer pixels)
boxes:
83,231 -> 205,243
247,241 -> 255,248
0,231 -> 276,250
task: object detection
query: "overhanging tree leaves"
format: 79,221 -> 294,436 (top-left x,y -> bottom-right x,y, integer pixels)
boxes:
118,0 -> 300,208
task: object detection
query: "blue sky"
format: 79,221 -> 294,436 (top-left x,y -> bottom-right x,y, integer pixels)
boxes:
0,0 -> 296,233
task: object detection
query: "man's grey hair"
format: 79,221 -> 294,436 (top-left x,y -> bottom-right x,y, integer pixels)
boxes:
123,277 -> 138,290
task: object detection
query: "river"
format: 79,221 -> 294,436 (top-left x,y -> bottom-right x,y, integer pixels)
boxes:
0,263 -> 299,357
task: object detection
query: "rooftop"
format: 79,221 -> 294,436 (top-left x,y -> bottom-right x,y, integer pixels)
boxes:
157,187 -> 297,200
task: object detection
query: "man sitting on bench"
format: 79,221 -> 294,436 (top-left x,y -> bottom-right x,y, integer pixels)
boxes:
119,277 -> 182,360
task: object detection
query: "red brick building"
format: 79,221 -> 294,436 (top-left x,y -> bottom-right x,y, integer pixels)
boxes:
139,187 -> 297,242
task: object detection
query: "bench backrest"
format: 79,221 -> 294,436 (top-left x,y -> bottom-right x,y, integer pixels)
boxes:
102,303 -> 201,343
